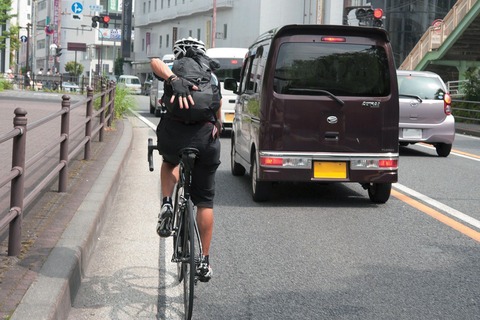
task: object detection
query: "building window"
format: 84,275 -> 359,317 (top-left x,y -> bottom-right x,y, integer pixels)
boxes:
189,30 -> 192,37
155,0 -> 157,10
224,24 -> 227,39
148,0 -> 151,11
143,2 -> 146,13
142,38 -> 145,51
166,34 -> 170,47
161,0 -> 163,9
159,35 -> 162,48
168,0 -> 170,7
197,29 -> 201,40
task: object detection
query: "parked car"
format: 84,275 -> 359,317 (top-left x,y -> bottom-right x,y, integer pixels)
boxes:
61,81 -> 80,92
397,70 -> 455,157
149,78 -> 165,117
225,24 -> 399,203
117,75 -> 142,94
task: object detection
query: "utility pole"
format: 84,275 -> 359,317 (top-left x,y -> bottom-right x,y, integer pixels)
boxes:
212,0 -> 216,48
26,23 -> 32,72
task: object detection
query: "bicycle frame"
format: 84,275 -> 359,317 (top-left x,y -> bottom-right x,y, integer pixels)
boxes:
148,139 -> 203,320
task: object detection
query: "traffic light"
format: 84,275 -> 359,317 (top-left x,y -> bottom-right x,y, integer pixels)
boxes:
91,16 -> 101,28
355,8 -> 367,25
373,8 -> 384,27
101,15 -> 110,28
55,48 -> 63,57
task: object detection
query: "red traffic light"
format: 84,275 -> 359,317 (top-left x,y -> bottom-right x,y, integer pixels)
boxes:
102,15 -> 110,23
373,8 -> 383,19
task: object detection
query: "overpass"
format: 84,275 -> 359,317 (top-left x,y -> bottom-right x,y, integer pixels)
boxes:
399,0 -> 480,85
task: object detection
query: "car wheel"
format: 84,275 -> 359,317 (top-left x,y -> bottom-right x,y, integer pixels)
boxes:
435,143 -> 452,157
231,137 -> 245,176
250,155 -> 271,202
367,182 -> 391,204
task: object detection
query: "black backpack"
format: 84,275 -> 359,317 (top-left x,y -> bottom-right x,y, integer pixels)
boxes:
164,49 -> 221,122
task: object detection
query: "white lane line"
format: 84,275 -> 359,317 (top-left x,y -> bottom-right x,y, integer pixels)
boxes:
130,109 -> 157,131
394,183 -> 480,230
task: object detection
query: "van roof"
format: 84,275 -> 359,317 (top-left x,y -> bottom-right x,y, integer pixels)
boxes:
253,24 -> 391,48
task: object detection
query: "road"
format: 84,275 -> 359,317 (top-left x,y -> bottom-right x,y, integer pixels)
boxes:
70,95 -> 480,319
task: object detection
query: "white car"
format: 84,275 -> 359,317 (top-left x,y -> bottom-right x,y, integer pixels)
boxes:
62,81 -> 80,92
117,75 -> 142,94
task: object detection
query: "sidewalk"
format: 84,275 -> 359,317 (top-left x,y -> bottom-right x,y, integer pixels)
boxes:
0,104 -> 132,320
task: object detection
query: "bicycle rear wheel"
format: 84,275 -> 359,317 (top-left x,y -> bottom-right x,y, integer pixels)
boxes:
182,199 -> 195,320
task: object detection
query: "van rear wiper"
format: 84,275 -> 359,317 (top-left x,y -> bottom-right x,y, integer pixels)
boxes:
289,88 -> 345,106
399,94 -> 423,103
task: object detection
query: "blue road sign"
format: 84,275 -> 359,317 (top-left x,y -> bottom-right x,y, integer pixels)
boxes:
20,35 -> 28,42
72,2 -> 83,14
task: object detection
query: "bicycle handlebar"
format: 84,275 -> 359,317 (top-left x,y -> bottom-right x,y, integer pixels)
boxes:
147,138 -> 157,172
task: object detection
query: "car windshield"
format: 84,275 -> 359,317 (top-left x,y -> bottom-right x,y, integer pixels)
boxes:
212,58 -> 243,82
273,42 -> 390,96
398,75 -> 445,100
130,78 -> 141,85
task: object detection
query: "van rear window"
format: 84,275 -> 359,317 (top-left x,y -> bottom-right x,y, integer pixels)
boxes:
213,58 -> 243,82
274,42 -> 390,97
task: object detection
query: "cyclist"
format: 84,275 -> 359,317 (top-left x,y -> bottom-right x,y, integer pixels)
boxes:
150,37 -> 222,282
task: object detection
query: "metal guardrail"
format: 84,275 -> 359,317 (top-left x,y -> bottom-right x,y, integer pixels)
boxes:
447,80 -> 469,97
452,99 -> 480,124
399,0 -> 476,70
0,82 -> 116,256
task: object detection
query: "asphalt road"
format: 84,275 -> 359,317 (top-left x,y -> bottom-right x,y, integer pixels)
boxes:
69,95 -> 480,319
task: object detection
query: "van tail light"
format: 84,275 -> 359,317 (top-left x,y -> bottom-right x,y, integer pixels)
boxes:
379,159 -> 398,168
261,157 -> 283,166
444,92 -> 452,115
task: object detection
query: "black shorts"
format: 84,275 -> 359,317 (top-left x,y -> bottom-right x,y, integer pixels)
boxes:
156,117 -> 221,208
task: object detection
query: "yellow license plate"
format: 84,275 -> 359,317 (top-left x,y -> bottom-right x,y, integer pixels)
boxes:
224,113 -> 234,122
313,161 -> 347,179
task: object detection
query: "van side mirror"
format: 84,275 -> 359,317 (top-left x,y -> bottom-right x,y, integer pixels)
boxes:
224,78 -> 238,93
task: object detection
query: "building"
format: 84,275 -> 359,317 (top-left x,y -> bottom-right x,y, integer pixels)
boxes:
132,0 -> 329,81
4,0 -> 123,81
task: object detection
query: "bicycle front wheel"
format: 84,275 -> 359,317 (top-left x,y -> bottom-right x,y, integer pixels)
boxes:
182,199 -> 195,320
174,184 -> 184,283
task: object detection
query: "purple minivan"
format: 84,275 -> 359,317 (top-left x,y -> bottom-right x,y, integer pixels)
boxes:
225,25 -> 399,203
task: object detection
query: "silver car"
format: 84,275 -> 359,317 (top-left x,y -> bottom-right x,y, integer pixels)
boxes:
397,70 -> 455,157
149,78 -> 165,117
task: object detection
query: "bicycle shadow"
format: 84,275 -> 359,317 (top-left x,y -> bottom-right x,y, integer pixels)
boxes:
69,262 -> 187,319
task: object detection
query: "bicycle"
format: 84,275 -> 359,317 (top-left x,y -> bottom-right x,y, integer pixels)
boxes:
148,138 -> 204,320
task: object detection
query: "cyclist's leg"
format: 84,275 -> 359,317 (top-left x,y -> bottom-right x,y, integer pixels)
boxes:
196,207 -> 213,256
160,160 -> 179,198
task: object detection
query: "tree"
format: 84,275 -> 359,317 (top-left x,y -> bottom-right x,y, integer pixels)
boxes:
64,61 -> 84,77
114,56 -> 124,76
0,0 -> 17,50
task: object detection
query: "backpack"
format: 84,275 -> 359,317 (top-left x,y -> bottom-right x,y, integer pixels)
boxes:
164,49 -> 221,122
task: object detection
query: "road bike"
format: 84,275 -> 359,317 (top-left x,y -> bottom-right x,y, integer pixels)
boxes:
148,138 -> 203,320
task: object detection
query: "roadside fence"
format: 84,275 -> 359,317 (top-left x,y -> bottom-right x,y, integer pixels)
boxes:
0,82 -> 116,256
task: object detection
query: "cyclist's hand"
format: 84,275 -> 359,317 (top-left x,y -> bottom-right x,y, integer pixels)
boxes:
168,76 -> 198,109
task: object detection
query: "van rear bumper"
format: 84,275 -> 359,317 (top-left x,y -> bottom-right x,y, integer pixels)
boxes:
258,151 -> 398,183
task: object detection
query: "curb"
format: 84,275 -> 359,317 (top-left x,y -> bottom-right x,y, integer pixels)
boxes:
10,119 -> 133,320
